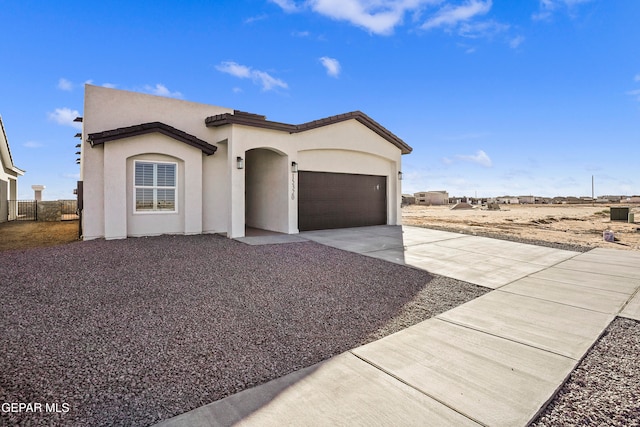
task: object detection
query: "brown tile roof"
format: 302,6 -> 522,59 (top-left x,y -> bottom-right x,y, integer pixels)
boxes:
205,110 -> 412,154
87,122 -> 217,155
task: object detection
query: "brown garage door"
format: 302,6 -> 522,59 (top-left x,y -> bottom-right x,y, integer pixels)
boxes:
298,171 -> 387,231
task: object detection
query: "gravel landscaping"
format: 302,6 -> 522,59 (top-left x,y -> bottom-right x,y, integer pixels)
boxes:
0,234 -> 487,426
532,317 -> 640,427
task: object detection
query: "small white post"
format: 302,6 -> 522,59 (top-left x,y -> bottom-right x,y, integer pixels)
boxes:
32,185 -> 45,202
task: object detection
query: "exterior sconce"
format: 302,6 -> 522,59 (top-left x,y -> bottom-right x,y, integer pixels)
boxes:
398,171 -> 403,180
291,161 -> 298,173
236,156 -> 244,169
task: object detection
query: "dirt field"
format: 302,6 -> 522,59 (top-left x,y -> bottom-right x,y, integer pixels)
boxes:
0,220 -> 80,252
403,204 -> 640,251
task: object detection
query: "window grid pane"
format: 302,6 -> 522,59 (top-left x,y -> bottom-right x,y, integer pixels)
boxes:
136,188 -> 154,210
135,162 -> 154,186
156,164 -> 176,187
134,161 -> 177,212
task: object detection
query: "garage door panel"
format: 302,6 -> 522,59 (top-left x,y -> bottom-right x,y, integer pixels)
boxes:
298,171 -> 386,231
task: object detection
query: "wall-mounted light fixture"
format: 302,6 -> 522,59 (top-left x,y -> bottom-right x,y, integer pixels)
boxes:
291,161 -> 298,173
398,171 -> 403,180
236,156 -> 244,169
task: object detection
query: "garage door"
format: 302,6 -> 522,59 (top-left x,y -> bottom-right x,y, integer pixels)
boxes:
298,171 -> 387,231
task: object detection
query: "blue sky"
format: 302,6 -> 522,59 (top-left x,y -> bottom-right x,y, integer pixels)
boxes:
1,0 -> 639,199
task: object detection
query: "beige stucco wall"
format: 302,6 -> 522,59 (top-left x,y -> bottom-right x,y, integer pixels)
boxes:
81,85 -> 406,240
81,85 -> 232,240
245,148 -> 289,233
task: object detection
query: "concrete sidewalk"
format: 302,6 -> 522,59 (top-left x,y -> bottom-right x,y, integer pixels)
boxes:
158,227 -> 640,427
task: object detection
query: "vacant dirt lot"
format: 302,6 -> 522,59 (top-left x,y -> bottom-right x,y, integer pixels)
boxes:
0,220 -> 79,251
403,204 -> 640,251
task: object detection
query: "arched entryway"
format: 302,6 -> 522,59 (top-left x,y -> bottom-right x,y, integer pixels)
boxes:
245,148 -> 289,233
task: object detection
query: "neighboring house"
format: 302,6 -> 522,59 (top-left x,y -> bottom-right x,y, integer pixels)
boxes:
414,191 -> 448,205
401,194 -> 415,205
80,85 -> 412,240
0,116 -> 25,222
497,196 -> 519,204
518,195 -> 535,204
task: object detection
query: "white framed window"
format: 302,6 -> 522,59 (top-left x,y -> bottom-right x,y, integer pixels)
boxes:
134,160 -> 177,212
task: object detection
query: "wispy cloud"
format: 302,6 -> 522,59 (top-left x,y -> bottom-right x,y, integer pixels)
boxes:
456,149 -> 493,167
270,1 -> 515,47
422,0 -> 492,31
310,0 -> 440,35
272,0 -> 443,36
47,107 -> 82,130
269,0 -> 300,13
319,56 -> 341,77
216,61 -> 288,91
634,74 -> 640,82
245,14 -> 268,24
532,0 -> 593,21
23,141 -> 44,148
627,89 -> 640,101
509,35 -> 525,48
143,84 -> 183,98
57,78 -> 73,91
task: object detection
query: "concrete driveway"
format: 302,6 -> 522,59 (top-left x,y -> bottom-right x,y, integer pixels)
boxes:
301,225 -> 578,288
159,225 -> 640,427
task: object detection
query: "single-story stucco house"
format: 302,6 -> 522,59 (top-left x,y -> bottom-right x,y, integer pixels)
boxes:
79,85 -> 411,240
0,116 -> 25,222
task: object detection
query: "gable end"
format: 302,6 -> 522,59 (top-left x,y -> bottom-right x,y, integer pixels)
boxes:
87,122 -> 217,155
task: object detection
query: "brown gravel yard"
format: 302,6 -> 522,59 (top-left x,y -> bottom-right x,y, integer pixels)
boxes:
0,234 -> 487,426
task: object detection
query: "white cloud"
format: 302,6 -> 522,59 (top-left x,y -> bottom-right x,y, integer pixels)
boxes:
102,83 -> 118,89
143,84 -> 183,98
308,0 -> 441,36
216,61 -> 252,78
270,0 -> 300,13
634,74 -> 640,82
456,149 -> 493,167
216,61 -> 288,91
57,78 -> 73,91
422,0 -> 492,30
457,19 -> 508,39
245,14 -> 268,24
23,141 -> 44,148
252,71 -> 288,91
532,0 -> 592,21
319,56 -> 341,77
47,107 -> 82,130
627,89 -> 640,101
509,35 -> 525,48
292,30 -> 311,37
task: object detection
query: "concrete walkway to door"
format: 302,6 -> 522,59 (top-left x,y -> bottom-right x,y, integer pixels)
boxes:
157,226 -> 640,427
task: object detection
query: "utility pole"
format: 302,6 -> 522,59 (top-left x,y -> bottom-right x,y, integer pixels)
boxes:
592,175 -> 594,206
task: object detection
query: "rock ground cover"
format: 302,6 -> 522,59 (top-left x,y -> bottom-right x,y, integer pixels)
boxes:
0,234 -> 487,426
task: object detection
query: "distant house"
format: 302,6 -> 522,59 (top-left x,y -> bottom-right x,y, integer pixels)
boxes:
518,195 -> 535,204
628,196 -> 640,204
79,86 -> 412,240
497,196 -> 519,204
0,116 -> 25,222
414,191 -> 448,205
401,194 -> 416,205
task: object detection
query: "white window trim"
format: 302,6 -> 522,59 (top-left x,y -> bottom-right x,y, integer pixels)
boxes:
133,160 -> 179,214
